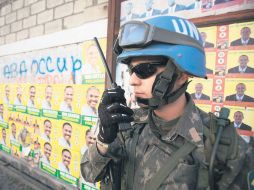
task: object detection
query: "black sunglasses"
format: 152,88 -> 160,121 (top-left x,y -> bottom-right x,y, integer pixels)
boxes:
128,62 -> 166,79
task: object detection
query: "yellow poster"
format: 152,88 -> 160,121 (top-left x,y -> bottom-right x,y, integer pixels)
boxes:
229,21 -> 254,47
0,38 -> 106,187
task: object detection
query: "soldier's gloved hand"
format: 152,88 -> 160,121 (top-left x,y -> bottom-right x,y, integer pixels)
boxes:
98,87 -> 134,144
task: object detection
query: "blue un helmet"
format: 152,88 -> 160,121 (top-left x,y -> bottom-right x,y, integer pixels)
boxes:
114,16 -> 206,78
114,16 -> 206,108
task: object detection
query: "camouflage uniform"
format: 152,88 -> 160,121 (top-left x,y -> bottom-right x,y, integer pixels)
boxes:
81,93 -> 247,190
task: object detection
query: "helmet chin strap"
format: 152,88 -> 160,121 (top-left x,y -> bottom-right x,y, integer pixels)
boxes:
149,60 -> 189,109
135,60 -> 189,109
135,80 -> 189,109
136,97 -> 149,105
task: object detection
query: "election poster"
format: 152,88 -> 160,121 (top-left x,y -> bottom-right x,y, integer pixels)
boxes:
120,0 -> 252,23
0,38 -> 105,189
188,21 -> 254,143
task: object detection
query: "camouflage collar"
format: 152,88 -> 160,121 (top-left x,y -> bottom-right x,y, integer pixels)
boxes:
151,93 -> 204,148
133,108 -> 149,124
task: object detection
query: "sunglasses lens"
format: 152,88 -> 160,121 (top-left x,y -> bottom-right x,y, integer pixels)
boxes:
129,63 -> 161,79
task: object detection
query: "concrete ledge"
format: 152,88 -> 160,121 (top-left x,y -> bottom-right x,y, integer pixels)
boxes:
0,151 -> 78,190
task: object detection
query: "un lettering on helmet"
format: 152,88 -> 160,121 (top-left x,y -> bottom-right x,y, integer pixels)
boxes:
172,18 -> 200,42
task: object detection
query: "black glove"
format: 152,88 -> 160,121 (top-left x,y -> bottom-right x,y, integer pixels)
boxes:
98,87 -> 134,144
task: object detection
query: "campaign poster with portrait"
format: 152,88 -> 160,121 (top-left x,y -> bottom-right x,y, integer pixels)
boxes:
188,78 -> 213,103
39,84 -> 59,111
0,38 -> 104,189
201,0 -> 244,12
39,138 -> 58,178
56,147 -> 80,187
226,50 -> 254,78
0,120 -> 9,154
195,21 -> 254,139
56,84 -> 82,115
224,78 -> 254,106
229,21 -> 254,49
78,84 -> 104,117
120,0 -> 250,24
77,39 -> 106,85
226,105 -> 254,143
8,115 -> 21,158
227,106 -> 254,129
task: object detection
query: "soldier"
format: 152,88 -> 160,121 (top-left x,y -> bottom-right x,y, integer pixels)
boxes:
81,16 -> 248,189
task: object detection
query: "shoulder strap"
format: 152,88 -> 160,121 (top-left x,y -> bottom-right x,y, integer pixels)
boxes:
247,170 -> 254,190
145,141 -> 196,190
197,108 -> 239,189
126,123 -> 146,190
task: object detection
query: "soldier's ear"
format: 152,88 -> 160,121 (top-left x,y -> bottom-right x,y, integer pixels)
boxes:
177,73 -> 189,86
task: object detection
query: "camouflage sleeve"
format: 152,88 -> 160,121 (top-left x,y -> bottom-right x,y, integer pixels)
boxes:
217,136 -> 248,190
80,143 -> 111,183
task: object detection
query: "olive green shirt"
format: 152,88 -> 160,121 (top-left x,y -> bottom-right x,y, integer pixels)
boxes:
81,93 -> 247,190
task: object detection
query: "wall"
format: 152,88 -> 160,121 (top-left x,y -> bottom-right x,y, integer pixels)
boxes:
0,0 -> 108,45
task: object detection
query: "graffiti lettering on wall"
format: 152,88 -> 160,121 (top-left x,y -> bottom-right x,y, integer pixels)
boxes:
0,39 -> 106,85
2,56 -> 82,84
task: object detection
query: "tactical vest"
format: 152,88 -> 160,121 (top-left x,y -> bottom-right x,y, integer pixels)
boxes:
100,108 -> 244,190
197,108 -> 239,190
